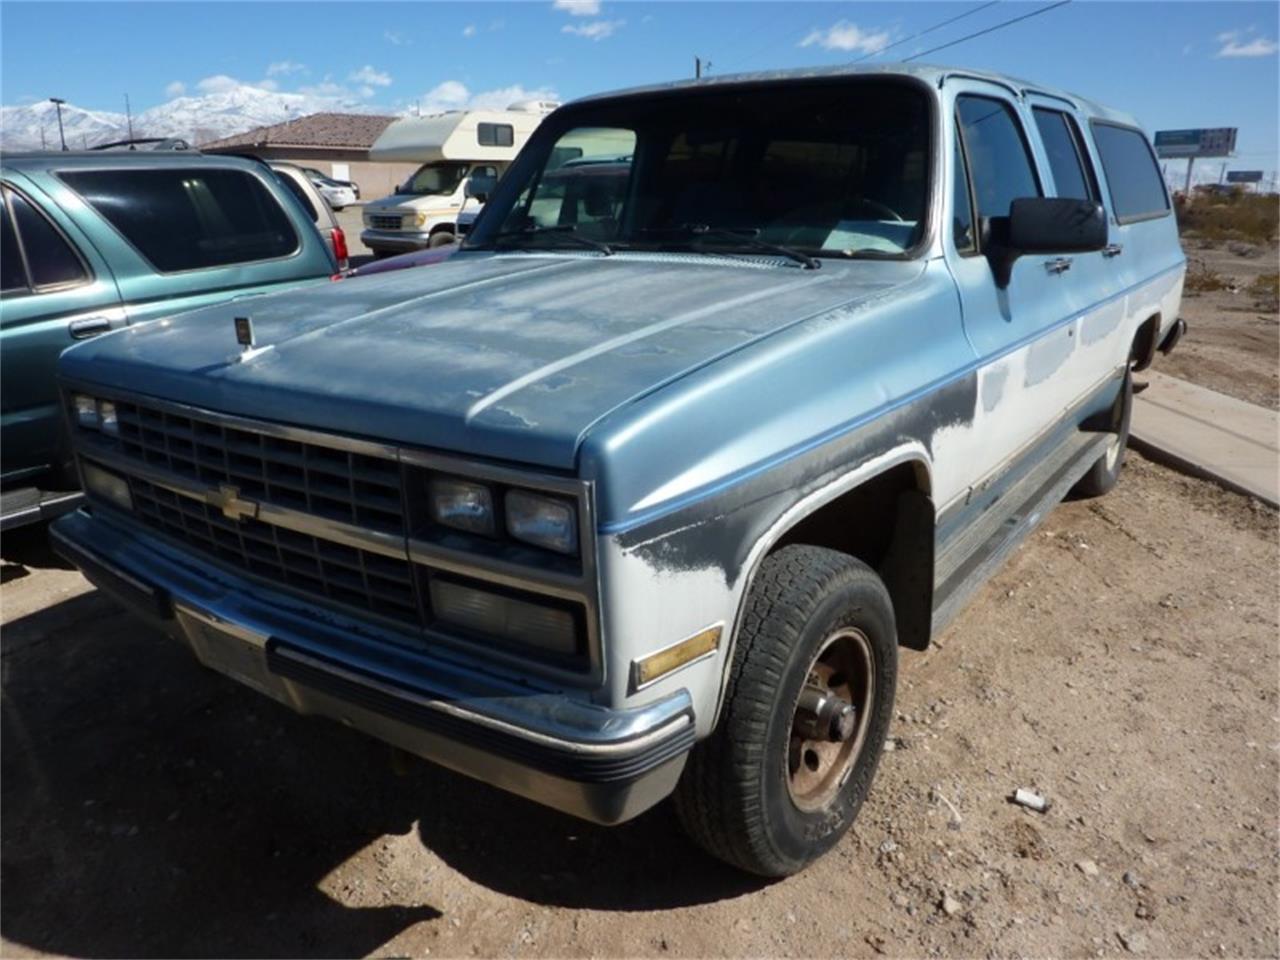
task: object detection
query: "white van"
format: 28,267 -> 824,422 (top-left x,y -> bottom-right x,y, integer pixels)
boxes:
360,100 -> 558,255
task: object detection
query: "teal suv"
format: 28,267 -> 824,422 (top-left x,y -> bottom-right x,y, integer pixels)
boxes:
1,152 -> 339,530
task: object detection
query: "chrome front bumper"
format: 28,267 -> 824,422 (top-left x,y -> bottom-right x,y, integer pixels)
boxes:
359,228 -> 431,252
50,508 -> 694,825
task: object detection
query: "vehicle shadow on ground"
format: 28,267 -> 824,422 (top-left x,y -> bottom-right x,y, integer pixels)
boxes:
1,588 -> 760,958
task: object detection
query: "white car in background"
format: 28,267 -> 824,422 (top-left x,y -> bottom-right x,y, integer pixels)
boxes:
309,177 -> 356,211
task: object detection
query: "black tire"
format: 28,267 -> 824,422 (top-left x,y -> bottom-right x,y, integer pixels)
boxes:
1073,370 -> 1133,498
673,545 -> 898,877
428,231 -> 457,248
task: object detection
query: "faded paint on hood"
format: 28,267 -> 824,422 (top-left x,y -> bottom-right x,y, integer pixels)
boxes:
59,252 -> 925,469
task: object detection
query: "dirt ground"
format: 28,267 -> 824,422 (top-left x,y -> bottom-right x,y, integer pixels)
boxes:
2,451 -> 1276,960
1162,239 -> 1279,410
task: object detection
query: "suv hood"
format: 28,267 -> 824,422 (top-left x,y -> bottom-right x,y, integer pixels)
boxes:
60,253 -> 924,470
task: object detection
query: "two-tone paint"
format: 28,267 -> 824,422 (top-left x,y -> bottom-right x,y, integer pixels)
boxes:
51,64 -> 1185,821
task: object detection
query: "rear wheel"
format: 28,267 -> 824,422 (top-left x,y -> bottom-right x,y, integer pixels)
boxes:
674,545 -> 897,877
1073,370 -> 1133,498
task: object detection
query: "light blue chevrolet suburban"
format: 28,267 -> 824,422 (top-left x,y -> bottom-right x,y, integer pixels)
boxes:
51,65 -> 1185,876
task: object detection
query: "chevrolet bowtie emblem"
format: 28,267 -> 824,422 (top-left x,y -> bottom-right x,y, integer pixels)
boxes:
207,483 -> 258,522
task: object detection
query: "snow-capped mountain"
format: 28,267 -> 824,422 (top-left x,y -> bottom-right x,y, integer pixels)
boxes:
0,99 -> 128,151
0,85 -> 377,151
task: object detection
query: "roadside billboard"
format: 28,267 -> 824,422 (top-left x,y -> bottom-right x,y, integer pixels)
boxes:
1225,170 -> 1263,184
1154,128 -> 1238,159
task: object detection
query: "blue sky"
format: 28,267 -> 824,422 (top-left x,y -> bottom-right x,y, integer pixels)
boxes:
2,1 -> 1277,171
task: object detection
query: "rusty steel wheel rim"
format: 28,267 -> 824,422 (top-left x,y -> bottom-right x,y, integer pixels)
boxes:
786,627 -> 876,812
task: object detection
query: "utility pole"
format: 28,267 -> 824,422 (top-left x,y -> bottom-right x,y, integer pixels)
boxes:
39,121 -> 47,149
694,56 -> 710,78
1183,156 -> 1195,200
49,97 -> 67,151
125,93 -> 134,141
1218,161 -> 1227,185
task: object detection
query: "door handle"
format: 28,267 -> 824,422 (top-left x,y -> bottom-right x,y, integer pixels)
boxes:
68,316 -> 114,339
1102,244 -> 1124,258
1044,257 -> 1073,275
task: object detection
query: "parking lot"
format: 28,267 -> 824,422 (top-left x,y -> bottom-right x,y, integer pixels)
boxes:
2,449 -> 1275,959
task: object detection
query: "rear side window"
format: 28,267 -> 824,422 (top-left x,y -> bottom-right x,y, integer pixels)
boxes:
1032,108 -> 1097,201
1,197 -> 25,291
60,167 -> 299,272
5,188 -> 89,289
956,96 -> 1041,221
1090,123 -> 1169,223
478,123 -> 514,148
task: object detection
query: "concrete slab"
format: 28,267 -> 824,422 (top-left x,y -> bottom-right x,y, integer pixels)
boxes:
1131,370 -> 1279,507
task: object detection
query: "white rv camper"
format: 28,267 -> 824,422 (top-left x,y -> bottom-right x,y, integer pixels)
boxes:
360,99 -> 558,255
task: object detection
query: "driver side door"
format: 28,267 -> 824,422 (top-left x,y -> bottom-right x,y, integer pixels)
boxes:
941,81 -> 1082,497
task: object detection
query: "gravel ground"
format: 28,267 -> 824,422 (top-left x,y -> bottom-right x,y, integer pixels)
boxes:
1162,240 -> 1279,410
2,452 -> 1276,959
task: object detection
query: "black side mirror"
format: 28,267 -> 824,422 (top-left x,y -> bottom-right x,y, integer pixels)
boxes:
985,197 -> 1107,287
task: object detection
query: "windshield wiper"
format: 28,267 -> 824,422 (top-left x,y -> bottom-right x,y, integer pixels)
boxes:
492,224 -> 614,256
640,224 -> 820,270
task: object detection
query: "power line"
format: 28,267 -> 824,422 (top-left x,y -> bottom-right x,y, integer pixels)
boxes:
851,1 -> 1002,64
903,0 -> 1073,62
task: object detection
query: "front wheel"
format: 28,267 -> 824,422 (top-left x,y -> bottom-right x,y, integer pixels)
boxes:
673,545 -> 897,877
428,231 -> 457,248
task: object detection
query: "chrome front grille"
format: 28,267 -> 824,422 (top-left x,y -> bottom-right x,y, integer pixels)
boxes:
130,479 -> 419,624
110,399 -> 416,625
368,214 -> 404,230
115,400 -> 404,534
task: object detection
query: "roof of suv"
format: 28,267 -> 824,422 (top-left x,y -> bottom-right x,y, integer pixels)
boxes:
0,151 -> 272,172
569,62 -> 1141,130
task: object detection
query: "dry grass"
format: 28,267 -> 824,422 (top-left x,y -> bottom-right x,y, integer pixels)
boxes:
1178,192 -> 1279,245
1184,261 -> 1230,293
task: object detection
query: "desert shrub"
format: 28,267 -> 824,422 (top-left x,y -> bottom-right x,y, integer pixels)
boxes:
1178,193 -> 1279,245
1183,262 -> 1229,293
1249,272 -> 1279,311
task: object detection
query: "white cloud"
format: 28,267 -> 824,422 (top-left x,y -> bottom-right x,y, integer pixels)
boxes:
562,19 -> 623,40
348,65 -> 392,87
415,80 -> 559,115
267,60 -> 306,77
196,74 -> 243,94
553,0 -> 600,15
164,81 -> 186,98
1216,29 -> 1278,57
798,20 -> 892,55
462,24 -> 477,38
384,29 -> 409,46
298,80 -> 351,99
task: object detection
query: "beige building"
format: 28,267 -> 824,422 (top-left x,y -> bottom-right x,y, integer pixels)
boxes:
201,113 -> 417,200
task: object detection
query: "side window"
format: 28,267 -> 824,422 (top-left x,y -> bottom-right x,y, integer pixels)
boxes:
955,95 -> 1041,221
478,123 -> 514,148
1090,123 -> 1170,223
952,131 -> 976,253
9,189 -> 88,289
1032,108 -> 1097,201
60,168 -> 299,273
1,193 -> 26,292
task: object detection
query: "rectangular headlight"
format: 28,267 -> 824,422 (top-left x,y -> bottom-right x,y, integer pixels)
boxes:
98,400 -> 119,436
505,490 -> 578,555
429,477 -> 495,537
82,461 -> 132,512
73,394 -> 99,429
429,578 -> 578,655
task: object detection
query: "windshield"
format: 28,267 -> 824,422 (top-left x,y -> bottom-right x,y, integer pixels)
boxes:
468,80 -> 931,258
401,162 -> 469,197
